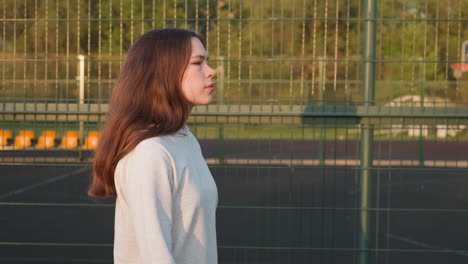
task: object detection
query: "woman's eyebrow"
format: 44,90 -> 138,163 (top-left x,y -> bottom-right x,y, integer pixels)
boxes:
190,55 -> 208,60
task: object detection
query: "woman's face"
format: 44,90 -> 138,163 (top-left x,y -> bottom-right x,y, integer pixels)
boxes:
181,37 -> 216,106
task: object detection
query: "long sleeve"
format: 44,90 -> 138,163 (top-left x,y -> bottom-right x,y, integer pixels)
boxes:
119,141 -> 176,264
114,130 -> 218,264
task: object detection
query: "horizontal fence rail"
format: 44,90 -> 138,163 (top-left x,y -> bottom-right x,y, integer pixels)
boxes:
1,103 -> 468,125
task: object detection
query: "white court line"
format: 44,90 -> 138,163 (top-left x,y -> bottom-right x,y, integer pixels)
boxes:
0,157 -> 467,168
386,233 -> 468,257
0,167 -> 90,199
205,158 -> 468,168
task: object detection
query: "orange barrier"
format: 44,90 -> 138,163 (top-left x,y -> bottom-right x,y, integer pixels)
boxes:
36,130 -> 57,149
0,130 -> 12,146
65,131 -> 80,138
14,130 -> 35,148
18,130 -> 35,138
5,129 -> 104,149
14,135 -> 33,148
37,136 -> 55,149
83,131 -> 100,149
60,130 -> 79,149
42,130 -> 57,138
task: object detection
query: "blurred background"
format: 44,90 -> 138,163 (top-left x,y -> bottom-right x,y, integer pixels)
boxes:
0,0 -> 467,263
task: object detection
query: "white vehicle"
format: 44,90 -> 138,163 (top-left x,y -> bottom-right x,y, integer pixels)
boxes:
385,95 -> 466,138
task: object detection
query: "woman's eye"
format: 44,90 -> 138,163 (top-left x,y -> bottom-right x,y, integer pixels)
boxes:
192,61 -> 202,65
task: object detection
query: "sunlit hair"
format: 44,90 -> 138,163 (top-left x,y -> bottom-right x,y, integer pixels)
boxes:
88,28 -> 204,198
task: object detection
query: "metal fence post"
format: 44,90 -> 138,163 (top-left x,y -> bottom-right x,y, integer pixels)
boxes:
318,57 -> 325,166
419,58 -> 425,166
218,124 -> 225,164
359,0 -> 376,263
78,55 -> 85,160
217,56 -> 225,104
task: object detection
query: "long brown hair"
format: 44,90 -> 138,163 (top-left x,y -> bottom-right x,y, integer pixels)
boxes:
88,28 -> 204,198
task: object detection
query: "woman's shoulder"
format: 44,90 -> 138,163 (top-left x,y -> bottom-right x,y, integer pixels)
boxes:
137,136 -> 166,147
117,137 -> 173,173
125,128 -> 195,165
133,137 -> 172,157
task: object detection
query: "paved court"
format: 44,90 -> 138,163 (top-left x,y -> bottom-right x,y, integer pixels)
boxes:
0,140 -> 467,263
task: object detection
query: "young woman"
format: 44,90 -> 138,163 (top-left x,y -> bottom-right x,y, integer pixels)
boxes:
88,28 -> 218,264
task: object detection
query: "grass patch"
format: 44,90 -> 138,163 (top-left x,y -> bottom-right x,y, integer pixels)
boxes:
189,123 -> 468,141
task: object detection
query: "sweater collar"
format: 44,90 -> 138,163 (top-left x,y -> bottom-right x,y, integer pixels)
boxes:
175,125 -> 189,136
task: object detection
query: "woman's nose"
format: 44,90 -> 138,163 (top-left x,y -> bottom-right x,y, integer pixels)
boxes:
207,65 -> 216,78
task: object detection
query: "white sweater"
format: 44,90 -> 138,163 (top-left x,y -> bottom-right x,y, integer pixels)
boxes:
113,126 -> 218,264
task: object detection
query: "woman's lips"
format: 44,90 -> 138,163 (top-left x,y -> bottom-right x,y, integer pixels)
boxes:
206,84 -> 215,91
